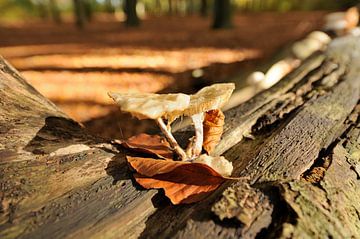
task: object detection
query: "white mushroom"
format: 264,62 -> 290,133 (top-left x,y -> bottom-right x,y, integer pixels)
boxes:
193,154 -> 233,177
108,83 -> 235,161
323,7 -> 359,36
246,71 -> 265,86
261,58 -> 300,89
172,83 -> 235,159
108,92 -> 190,160
292,31 -> 331,60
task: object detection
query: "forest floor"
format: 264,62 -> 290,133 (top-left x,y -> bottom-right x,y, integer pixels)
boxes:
0,11 -> 326,139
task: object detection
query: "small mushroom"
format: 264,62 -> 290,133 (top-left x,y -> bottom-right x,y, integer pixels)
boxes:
292,31 -> 331,60
108,92 -> 190,160
173,83 -> 235,159
323,7 -> 359,36
108,83 -> 234,161
193,154 -> 233,177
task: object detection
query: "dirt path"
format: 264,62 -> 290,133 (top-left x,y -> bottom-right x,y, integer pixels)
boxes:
0,12 -> 326,138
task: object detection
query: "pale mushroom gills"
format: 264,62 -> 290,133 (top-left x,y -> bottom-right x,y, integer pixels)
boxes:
108,92 -> 190,120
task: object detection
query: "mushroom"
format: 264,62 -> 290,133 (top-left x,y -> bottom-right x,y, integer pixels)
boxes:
193,154 -> 233,177
108,92 -> 190,160
292,31 -> 331,60
172,83 -> 235,159
323,7 -> 359,36
246,71 -> 265,86
108,83 -> 234,161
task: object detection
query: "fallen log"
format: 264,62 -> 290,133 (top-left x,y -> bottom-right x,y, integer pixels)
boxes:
1,35 -> 359,239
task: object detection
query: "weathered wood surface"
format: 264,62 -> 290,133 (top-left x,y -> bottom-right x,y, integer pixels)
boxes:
1,36 -> 359,239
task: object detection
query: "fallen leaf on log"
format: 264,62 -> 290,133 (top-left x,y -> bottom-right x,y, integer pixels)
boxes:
122,133 -> 174,160
127,156 -> 227,204
203,109 -> 225,154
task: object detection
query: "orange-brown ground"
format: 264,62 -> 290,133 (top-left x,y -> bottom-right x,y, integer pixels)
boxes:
0,12 -> 326,139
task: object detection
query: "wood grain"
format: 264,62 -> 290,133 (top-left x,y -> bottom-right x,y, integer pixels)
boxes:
1,36 -> 360,239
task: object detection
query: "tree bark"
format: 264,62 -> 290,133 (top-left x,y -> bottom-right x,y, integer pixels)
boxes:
1,36 -> 360,238
124,0 -> 140,27
212,0 -> 232,29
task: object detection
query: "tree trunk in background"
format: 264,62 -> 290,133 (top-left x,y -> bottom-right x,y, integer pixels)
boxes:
173,0 -> 180,15
200,0 -> 208,17
37,2 -> 48,20
212,0 -> 232,29
155,0 -> 162,15
168,0 -> 173,15
187,0 -> 195,15
105,0 -> 115,13
84,0 -> 93,22
124,0 -> 140,27
73,0 -> 86,29
49,0 -> 62,24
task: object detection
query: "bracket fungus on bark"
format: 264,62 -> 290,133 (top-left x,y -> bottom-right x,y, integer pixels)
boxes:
108,83 -> 235,176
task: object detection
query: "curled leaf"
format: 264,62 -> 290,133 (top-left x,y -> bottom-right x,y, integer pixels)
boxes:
122,133 -> 173,160
127,156 -> 226,204
203,109 -> 225,154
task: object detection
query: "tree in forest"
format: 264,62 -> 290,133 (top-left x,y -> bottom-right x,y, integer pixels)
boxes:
105,0 -> 115,14
200,0 -> 208,17
124,0 -> 140,27
73,0 -> 86,28
212,0 -> 232,29
83,0 -> 93,22
187,0 -> 195,15
167,0 -> 182,15
37,1 -> 49,20
168,0 -> 173,15
49,0 -> 62,24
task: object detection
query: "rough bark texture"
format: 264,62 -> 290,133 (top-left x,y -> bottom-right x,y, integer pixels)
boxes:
1,36 -> 360,239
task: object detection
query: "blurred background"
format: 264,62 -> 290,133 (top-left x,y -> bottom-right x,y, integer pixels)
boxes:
0,0 -> 359,139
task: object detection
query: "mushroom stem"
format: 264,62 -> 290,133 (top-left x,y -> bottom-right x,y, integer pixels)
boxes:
156,117 -> 188,161
187,112 -> 204,159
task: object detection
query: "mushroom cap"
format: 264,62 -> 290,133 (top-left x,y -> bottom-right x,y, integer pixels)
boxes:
171,83 -> 235,119
307,31 -> 331,45
246,71 -> 266,85
108,92 -> 190,120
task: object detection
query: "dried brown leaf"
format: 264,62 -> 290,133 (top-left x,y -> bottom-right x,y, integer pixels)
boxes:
122,133 -> 173,159
203,109 -> 225,154
127,156 -> 226,204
